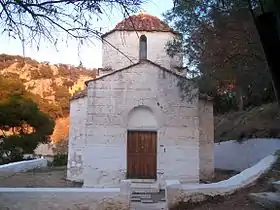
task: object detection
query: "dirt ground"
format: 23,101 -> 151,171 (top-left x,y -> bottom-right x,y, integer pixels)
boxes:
173,162 -> 280,210
0,167 -> 237,188
0,166 -> 82,187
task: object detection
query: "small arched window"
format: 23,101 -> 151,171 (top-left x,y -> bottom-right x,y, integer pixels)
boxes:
139,35 -> 147,60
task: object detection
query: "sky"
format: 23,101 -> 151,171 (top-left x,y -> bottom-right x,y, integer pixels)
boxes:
0,0 -> 174,69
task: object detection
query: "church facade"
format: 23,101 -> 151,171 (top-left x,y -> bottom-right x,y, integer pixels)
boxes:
67,14 -> 214,189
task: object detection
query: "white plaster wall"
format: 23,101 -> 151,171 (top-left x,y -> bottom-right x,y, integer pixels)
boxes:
0,180 -> 131,210
102,31 -> 183,71
34,143 -> 54,156
215,138 -> 280,171
83,61 -> 200,188
127,106 -> 157,130
0,159 -> 47,173
67,96 -> 87,182
199,100 -> 214,180
165,155 -> 277,209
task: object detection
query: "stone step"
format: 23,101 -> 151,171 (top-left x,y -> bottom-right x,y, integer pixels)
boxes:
160,197 -> 166,202
131,202 -> 166,210
130,197 -> 142,202
249,192 -> 280,209
141,199 -> 156,204
131,193 -> 152,199
131,182 -> 160,193
273,180 -> 280,192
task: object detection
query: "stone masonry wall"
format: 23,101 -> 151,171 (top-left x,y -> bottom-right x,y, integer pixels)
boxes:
102,31 -> 183,72
199,100 -> 214,180
83,61 -> 200,188
67,96 -> 87,182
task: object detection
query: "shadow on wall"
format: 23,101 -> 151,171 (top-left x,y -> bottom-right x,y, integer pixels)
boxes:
214,138 -> 280,171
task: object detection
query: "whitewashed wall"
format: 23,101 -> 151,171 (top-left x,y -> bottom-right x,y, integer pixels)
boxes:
34,143 -> 54,156
102,31 -> 183,72
0,180 -> 131,210
67,96 -> 87,182
199,100 -> 214,180
83,61 -> 200,188
214,138 -> 280,171
166,155 -> 277,209
0,159 -> 47,173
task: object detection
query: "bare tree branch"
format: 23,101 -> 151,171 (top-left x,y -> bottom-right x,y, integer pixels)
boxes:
0,0 -> 144,48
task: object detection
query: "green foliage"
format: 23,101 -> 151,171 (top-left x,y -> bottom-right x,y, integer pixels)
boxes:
0,75 -> 25,98
63,80 -> 74,88
52,138 -> 68,155
52,154 -> 68,166
73,87 -> 83,96
51,138 -> 68,166
29,65 -> 53,79
0,54 -> 99,163
165,0 -> 276,112
29,94 -> 63,119
0,95 -> 54,157
51,83 -> 71,117
56,63 -> 97,84
215,103 -> 280,141
214,93 -> 239,114
0,54 -> 97,118
0,77 -> 55,163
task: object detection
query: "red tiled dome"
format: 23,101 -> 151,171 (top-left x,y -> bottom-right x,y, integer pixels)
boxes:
114,13 -> 174,33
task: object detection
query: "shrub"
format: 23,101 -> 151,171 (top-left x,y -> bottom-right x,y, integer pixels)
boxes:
52,154 -> 68,166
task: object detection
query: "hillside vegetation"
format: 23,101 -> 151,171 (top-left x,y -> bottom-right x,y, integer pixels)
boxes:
215,103 -> 280,142
0,54 -> 97,143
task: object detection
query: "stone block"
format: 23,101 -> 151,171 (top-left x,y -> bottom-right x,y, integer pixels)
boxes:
120,180 -> 132,196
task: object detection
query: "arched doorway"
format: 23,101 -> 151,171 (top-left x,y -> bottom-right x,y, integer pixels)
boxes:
127,106 -> 157,179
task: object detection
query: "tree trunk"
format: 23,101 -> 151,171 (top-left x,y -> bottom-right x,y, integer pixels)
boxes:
255,12 -> 280,105
236,88 -> 244,110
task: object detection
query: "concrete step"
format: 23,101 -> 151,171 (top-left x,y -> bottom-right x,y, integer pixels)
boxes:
249,192 -> 280,209
131,182 -> 160,193
273,180 -> 280,192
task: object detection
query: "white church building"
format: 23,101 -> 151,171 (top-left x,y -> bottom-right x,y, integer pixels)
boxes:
67,13 -> 214,190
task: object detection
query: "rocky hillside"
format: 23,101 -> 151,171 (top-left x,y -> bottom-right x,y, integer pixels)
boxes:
215,103 -> 280,142
0,54 -> 97,143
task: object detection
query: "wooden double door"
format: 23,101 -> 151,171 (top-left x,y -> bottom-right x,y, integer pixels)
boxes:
127,131 -> 157,179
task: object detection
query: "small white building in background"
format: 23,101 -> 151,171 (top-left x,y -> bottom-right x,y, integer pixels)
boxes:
67,13 -> 214,190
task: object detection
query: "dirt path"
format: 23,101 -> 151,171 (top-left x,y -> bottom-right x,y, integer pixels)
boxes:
0,166 -> 82,187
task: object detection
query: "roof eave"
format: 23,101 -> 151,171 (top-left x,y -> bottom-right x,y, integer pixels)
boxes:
101,29 -> 180,39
